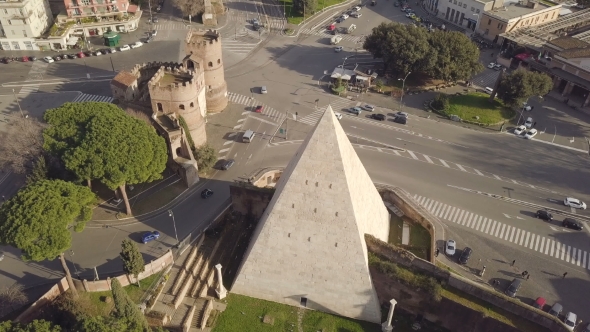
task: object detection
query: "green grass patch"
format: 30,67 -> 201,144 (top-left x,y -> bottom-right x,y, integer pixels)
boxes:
446,92 -> 515,125
212,294 -> 379,332
280,0 -> 346,25
388,213 -> 404,245
441,287 -> 549,332
388,214 -> 431,260
86,272 -> 163,316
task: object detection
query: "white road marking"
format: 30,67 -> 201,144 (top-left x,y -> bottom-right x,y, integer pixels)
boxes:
456,164 -> 467,172
474,169 -> 484,176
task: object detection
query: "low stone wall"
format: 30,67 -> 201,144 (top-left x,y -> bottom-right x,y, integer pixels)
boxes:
229,182 -> 275,220
14,278 -> 69,324
377,186 -> 437,263
366,235 -> 569,332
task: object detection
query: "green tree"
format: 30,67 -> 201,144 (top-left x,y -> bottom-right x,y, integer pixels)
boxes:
44,102 -> 168,216
363,22 -> 435,75
77,316 -> 129,332
120,239 -> 145,286
292,0 -> 317,16
496,69 -> 553,107
427,31 -> 484,82
0,180 -> 95,297
0,319 -> 61,332
111,278 -> 149,332
195,144 -> 217,172
26,156 -> 48,185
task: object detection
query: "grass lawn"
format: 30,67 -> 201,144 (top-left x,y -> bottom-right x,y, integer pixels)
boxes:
447,92 -> 515,125
388,214 -> 431,260
212,294 -> 379,332
280,0 -> 346,25
85,272 -> 163,316
441,287 -> 549,332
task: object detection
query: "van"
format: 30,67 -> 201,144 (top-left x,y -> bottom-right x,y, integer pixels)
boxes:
242,130 -> 255,143
484,87 -> 494,94
505,278 -> 522,297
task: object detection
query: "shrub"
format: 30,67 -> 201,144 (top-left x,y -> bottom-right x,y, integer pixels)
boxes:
432,93 -> 450,112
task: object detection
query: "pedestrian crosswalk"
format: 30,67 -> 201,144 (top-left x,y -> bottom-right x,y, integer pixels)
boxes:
299,28 -> 364,43
227,92 -> 285,124
19,61 -> 48,94
19,85 -> 40,94
298,110 -> 324,126
221,38 -> 260,55
412,194 -> 590,270
72,93 -> 114,103
152,23 -> 191,30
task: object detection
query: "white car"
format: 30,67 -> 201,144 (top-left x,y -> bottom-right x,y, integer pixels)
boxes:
406,12 -> 415,18
564,197 -> 587,210
130,41 -> 143,49
110,48 -> 117,53
524,117 -> 533,128
353,5 -> 361,11
487,62 -> 496,69
564,312 -> 577,331
351,12 -> 362,18
94,51 -> 102,56
119,45 -> 131,51
396,111 -> 409,118
524,128 -> 537,139
334,113 -> 343,120
445,240 -> 456,256
513,125 -> 526,135
364,104 -> 375,111
43,56 -> 54,63
340,14 -> 349,19
334,46 -> 343,52
151,30 -> 158,36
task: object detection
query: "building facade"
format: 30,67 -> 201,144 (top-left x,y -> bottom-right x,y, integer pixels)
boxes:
0,0 -> 53,50
477,0 -> 561,43
437,0 -> 490,32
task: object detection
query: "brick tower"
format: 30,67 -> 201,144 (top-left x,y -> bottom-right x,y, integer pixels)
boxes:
185,29 -> 228,113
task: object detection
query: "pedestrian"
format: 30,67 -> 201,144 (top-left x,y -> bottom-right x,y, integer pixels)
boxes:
533,121 -> 537,127
511,259 -> 515,266
563,272 -> 568,278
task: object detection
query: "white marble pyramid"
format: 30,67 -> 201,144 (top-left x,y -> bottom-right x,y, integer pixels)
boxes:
231,105 -> 390,323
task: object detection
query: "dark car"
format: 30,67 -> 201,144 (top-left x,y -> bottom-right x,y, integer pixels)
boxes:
532,297 -> 546,310
563,218 -> 583,230
336,17 -> 344,23
1,57 -> 13,64
535,210 -> 552,221
505,278 -> 522,297
152,17 -> 159,23
393,116 -> 407,124
66,54 -> 77,59
84,50 -> 93,57
371,114 -> 386,121
458,247 -> 472,264
29,56 -> 37,61
53,55 -> 62,61
201,189 -> 214,199
221,159 -> 235,170
141,231 -> 160,244
371,0 -> 376,5
101,48 -> 111,54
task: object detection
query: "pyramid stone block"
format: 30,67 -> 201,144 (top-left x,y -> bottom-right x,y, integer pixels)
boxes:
231,105 -> 390,323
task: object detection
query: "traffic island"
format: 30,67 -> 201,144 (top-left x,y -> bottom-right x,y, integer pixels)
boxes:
432,92 -> 515,126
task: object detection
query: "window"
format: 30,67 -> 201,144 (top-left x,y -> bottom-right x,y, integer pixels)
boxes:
82,0 -> 89,4
476,9 -> 480,13
471,7 -> 474,11
300,297 -> 307,307
8,20 -> 11,25
22,30 -> 27,37
488,18 -> 491,25
458,2 -> 462,5
453,0 -> 456,4
179,104 -> 185,110
463,4 -> 467,8
544,14 -> 548,19
157,103 -> 163,111
190,102 -> 194,107
217,59 -> 220,64
551,12 -> 555,19
208,61 -> 212,67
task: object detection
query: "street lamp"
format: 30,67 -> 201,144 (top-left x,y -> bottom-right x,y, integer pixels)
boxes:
168,210 -> 179,243
398,72 -> 411,111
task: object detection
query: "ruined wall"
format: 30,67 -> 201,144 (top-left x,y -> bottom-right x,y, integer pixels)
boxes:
229,183 -> 274,220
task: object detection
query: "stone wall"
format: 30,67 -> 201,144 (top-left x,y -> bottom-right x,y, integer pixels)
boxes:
378,186 -> 437,263
229,183 -> 274,220
366,235 -> 569,332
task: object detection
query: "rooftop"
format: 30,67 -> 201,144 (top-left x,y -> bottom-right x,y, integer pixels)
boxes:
548,36 -> 590,49
156,72 -> 191,86
484,2 -> 554,21
111,71 -> 137,90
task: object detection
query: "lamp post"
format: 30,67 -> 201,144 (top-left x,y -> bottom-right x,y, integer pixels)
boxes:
398,71 -> 411,112
168,210 -> 179,243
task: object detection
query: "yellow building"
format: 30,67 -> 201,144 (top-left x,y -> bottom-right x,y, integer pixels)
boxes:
476,0 -> 561,44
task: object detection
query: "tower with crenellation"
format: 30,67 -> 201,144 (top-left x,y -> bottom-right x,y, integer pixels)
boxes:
184,29 -> 228,113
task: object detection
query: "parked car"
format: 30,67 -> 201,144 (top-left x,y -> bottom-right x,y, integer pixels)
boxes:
20,56 -> 29,62
349,107 -> 362,115
130,41 -> 143,49
487,62 -> 496,69
371,114 -> 386,121
505,278 -> 522,297
328,24 -> 336,31
395,111 -> 409,118
66,54 -> 77,59
43,56 -> 55,63
351,12 -> 362,18
334,46 -> 343,52
532,297 -> 546,310
110,48 -> 117,53
524,116 -> 533,128
564,312 -> 577,331
564,197 -> 586,209
513,125 -> 526,135
151,30 -> 158,36
364,104 -> 375,111
141,231 -> 160,244
548,303 -> 563,316
119,44 -> 131,51
84,50 -> 93,56
77,52 -> 86,58
201,189 -> 214,199
334,112 -> 343,120
261,86 -> 267,94
53,55 -> 62,61
340,13 -> 349,19
445,239 -> 456,256
562,218 -> 583,230
29,56 -> 37,61
93,50 -> 102,56
393,116 -> 407,124
458,247 -> 472,264
352,5 -> 361,10
524,128 -> 538,139
535,210 -> 552,221
221,159 -> 235,170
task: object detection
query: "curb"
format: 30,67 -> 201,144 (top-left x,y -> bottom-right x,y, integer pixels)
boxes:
285,0 -> 363,38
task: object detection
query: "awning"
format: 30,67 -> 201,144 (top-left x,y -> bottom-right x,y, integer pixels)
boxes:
66,37 -> 79,46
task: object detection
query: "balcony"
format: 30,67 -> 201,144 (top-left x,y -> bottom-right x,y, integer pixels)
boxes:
11,9 -> 33,19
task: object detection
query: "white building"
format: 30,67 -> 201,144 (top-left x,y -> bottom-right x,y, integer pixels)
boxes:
0,0 -> 54,50
436,0 -> 490,31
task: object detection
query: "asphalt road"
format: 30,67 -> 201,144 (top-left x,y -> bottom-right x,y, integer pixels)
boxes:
0,0 -> 589,325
